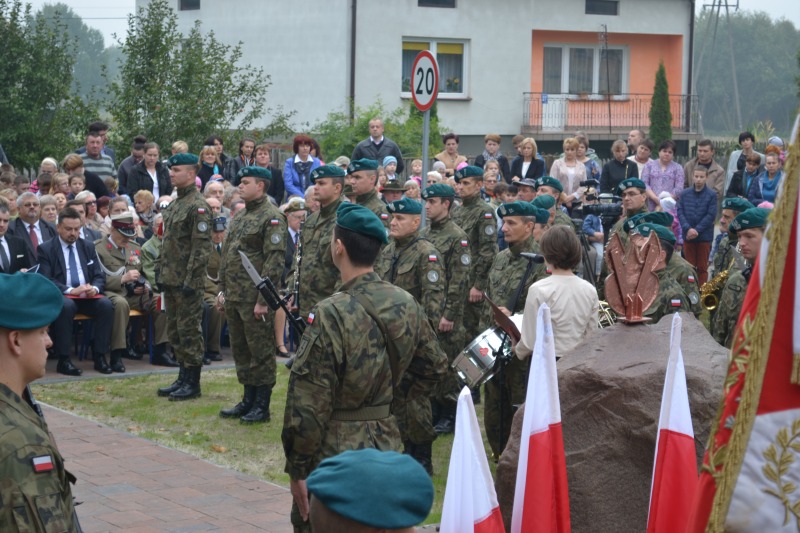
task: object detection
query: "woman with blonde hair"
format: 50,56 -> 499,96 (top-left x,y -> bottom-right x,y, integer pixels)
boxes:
510,137 -> 545,183
49,173 -> 70,196
550,137 -> 587,209
198,145 -> 222,190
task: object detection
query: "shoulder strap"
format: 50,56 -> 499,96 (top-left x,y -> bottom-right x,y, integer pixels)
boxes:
348,290 -> 401,390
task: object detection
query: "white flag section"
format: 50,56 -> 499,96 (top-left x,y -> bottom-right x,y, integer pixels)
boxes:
646,313 -> 697,532
511,303 -> 571,533
440,387 -> 505,533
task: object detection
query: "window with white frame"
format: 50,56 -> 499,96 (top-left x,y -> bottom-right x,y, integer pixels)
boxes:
402,39 -> 467,97
542,44 -> 626,95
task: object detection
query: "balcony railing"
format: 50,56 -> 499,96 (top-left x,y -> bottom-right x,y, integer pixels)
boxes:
523,93 -> 698,134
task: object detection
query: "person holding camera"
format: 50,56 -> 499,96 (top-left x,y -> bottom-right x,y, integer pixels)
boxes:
96,212 -> 173,369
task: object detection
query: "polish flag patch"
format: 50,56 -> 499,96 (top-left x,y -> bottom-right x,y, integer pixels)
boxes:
687,275 -> 696,283
428,255 -> 438,262
307,313 -> 315,324
460,240 -> 469,247
380,213 -> 389,220
197,208 -> 206,214
270,219 -> 280,225
32,455 -> 54,473
671,299 -> 682,308
483,213 -> 493,219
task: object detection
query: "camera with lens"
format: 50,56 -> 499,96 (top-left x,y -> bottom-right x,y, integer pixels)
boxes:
579,178 -> 600,189
126,276 -> 148,297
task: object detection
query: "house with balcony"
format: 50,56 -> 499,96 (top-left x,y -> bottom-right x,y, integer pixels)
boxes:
153,0 -> 698,155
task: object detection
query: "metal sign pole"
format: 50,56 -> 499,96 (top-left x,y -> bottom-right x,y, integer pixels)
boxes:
420,108 -> 430,227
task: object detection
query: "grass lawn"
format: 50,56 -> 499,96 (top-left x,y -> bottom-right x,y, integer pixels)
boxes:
34,366 -> 496,525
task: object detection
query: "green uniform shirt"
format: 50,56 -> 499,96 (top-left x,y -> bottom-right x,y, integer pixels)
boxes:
452,194 -> 498,292
140,235 -> 161,291
643,269 -> 690,323
711,268 -> 749,348
158,184 -> 211,290
95,235 -> 147,296
711,234 -> 746,276
552,209 -> 575,230
421,218 -> 471,323
665,254 -> 701,315
609,205 -> 649,247
356,189 -> 391,230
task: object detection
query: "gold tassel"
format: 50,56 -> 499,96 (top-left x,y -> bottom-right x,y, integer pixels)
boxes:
792,353 -> 800,385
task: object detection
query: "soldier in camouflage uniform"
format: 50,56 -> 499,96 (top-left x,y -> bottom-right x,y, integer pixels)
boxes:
609,178 -> 649,244
0,272 -> 79,532
711,207 -> 770,348
710,197 -> 752,277
420,183 -> 471,435
156,153 -> 211,401
535,176 -> 574,229
216,166 -> 286,424
483,202 -> 550,458
376,197 -> 445,473
202,216 -> 226,363
282,203 -> 447,532
346,158 -> 390,230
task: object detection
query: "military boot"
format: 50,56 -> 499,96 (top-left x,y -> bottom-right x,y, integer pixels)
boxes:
240,385 -> 272,424
413,441 -> 434,476
433,402 -> 456,435
220,385 -> 255,419
157,365 -> 186,397
169,366 -> 202,401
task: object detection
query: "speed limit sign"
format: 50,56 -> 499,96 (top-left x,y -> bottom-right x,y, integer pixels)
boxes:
411,51 -> 439,112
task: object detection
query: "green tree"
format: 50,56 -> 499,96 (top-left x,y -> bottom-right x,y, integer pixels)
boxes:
649,62 -> 672,148
0,0 -> 97,171
107,0 -> 290,156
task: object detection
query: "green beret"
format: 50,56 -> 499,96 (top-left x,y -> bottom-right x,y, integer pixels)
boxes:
167,153 -> 199,167
347,158 -> 379,173
536,176 -> 563,193
721,197 -> 755,213
381,179 -> 405,191
237,165 -> 271,181
497,201 -> 537,218
387,198 -> 422,215
730,207 -> 770,234
421,183 -> 455,199
306,449 -> 433,529
310,164 -> 346,183
617,178 -> 647,194
624,211 -> 674,233
0,273 -> 63,330
632,223 -> 676,245
453,165 -> 484,182
532,194 -> 556,210
336,203 -> 389,244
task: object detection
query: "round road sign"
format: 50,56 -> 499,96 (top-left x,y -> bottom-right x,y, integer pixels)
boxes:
411,50 -> 439,112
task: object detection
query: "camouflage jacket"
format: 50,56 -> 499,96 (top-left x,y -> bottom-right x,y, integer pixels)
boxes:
158,184 -> 211,290
0,384 -> 77,532
643,269 -> 690,324
609,206 -> 649,247
552,209 -> 575,229
205,242 -> 222,297
711,234 -> 745,276
356,189 -> 391,230
711,268 -> 749,348
481,237 -> 548,331
293,197 -> 343,318
421,218 -> 471,323
140,235 -> 161,291
282,272 -> 447,480
452,194 -> 498,292
377,233 -> 445,325
94,235 -> 147,296
665,254 -> 701,315
219,195 -> 287,304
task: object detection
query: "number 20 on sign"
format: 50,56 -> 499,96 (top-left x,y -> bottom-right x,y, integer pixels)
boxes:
411,50 -> 439,112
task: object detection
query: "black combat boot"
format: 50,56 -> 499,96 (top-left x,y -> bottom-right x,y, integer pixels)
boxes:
220,385 -> 255,419
157,365 -> 186,397
109,350 -> 127,373
433,402 -> 456,435
93,352 -> 112,374
413,441 -> 434,476
240,385 -> 272,424
169,366 -> 202,401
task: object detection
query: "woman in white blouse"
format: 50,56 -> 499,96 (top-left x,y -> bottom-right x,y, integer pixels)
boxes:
550,137 -> 587,210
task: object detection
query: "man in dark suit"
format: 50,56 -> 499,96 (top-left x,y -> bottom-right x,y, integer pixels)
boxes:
0,205 -> 30,274
8,192 -> 57,265
38,207 -> 114,376
65,199 -> 101,242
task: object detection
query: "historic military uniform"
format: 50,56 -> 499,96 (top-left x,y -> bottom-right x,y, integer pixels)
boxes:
219,166 -> 286,423
203,218 -> 225,361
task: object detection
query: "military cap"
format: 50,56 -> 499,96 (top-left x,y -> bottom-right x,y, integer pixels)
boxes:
347,158 -> 379,173
306,449 -> 433,529
167,153 -> 199,167
721,197 -> 755,213
453,165 -> 484,182
624,211 -> 674,233
632,223 -> 676,245
333,155 -> 350,168
497,201 -> 538,218
211,216 -> 227,232
536,175 -> 564,193
284,197 -> 306,214
381,179 -> 405,192
0,272 -> 63,330
310,164 -> 346,183
387,198 -> 422,215
237,165 -> 272,181
730,207 -> 770,234
421,183 -> 455,199
517,178 -> 538,189
617,178 -> 647,194
110,212 -> 137,237
336,203 -> 389,244
532,194 -> 556,210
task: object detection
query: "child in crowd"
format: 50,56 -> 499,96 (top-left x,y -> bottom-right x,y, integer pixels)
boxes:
482,160 -> 500,203
659,191 -> 683,252
68,175 -> 85,199
50,173 -> 70,196
677,167 -> 717,285
403,180 -> 420,200
104,177 -> 119,197
383,156 -> 399,183
409,159 -> 423,185
491,182 -> 508,209
581,189 -> 604,277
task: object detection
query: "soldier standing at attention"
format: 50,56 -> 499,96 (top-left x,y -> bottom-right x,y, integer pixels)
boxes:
420,183 -> 471,435
346,158 -> 390,230
0,272 -> 79,532
535,176 -> 574,229
216,166 -> 286,424
156,153 -> 211,401
483,201 -> 550,459
202,216 -> 227,364
283,203 -> 447,532
376,197 -> 445,474
710,197 -> 752,277
610,178 -> 650,244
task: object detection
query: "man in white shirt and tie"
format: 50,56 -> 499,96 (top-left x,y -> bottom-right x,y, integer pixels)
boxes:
0,205 -> 30,274
9,192 -> 56,265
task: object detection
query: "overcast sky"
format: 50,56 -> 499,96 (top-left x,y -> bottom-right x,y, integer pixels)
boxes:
23,0 -> 800,47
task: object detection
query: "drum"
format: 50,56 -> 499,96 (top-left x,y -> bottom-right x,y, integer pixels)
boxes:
452,314 -> 523,388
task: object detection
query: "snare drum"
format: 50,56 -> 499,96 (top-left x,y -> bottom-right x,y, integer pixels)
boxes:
452,315 -> 523,388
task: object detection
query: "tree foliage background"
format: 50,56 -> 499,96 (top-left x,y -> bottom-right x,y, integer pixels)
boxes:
649,62 -> 673,148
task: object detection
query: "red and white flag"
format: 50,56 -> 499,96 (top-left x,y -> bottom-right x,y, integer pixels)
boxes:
511,303 -> 571,533
646,313 -> 697,532
440,387 -> 504,533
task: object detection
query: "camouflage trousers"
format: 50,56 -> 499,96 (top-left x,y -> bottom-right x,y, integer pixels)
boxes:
484,354 -> 531,458
291,500 -> 311,533
108,291 -> 168,351
394,382 -> 436,445
225,300 -> 277,388
164,287 -> 204,367
433,325 -> 466,405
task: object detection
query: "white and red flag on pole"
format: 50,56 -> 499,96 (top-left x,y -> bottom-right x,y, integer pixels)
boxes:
440,386 -> 505,533
687,118 -> 800,532
646,313 -> 697,532
511,303 -> 571,533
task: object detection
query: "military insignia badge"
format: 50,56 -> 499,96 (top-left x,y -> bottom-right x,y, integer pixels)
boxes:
689,292 -> 699,305
427,270 -> 439,283
671,298 -> 682,308
270,219 -> 280,226
32,455 -> 54,473
485,225 -> 495,235
198,208 -> 206,214
688,275 -> 696,284
380,213 -> 389,220
197,221 -> 208,232
428,254 -> 438,262
461,254 -> 471,266
460,240 -> 469,247
270,233 -> 282,244
483,213 -> 493,219
307,312 -> 315,324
